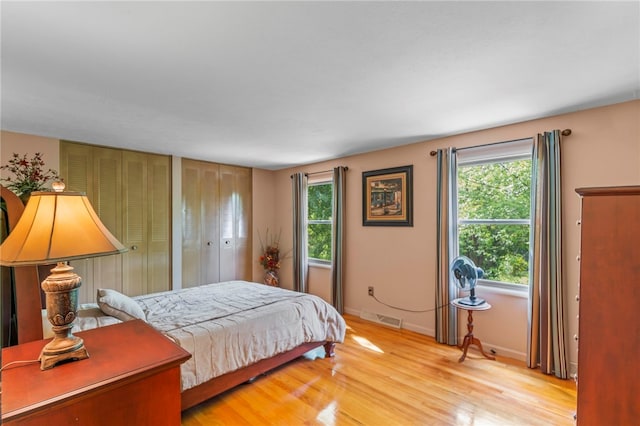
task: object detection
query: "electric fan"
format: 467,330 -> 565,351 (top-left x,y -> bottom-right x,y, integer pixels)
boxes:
450,255 -> 485,306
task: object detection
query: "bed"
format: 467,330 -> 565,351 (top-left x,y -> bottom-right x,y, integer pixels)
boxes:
50,280 -> 346,410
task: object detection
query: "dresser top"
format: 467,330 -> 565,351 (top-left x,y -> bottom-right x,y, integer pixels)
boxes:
576,186 -> 640,196
1,319 -> 191,421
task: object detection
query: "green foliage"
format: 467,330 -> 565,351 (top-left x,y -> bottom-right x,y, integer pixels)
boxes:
308,183 -> 333,220
0,152 -> 61,197
308,223 -> 332,260
458,159 -> 531,285
458,160 -> 531,219
308,183 -> 333,261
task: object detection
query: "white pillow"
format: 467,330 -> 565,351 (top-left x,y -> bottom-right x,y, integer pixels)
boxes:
97,288 -> 146,322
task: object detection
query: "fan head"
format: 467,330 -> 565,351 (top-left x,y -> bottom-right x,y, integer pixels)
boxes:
450,256 -> 485,306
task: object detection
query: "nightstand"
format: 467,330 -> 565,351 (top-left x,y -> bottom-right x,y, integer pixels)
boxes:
1,320 -> 191,426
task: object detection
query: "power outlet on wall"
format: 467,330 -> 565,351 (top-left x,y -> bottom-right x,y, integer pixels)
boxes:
368,286 -> 374,297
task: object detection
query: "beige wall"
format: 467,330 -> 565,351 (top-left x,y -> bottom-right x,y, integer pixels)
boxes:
251,168 -> 278,283
267,100 -> 640,373
0,131 -> 60,184
3,100 -> 639,373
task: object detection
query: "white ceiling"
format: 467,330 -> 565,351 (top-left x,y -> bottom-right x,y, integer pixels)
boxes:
2,1 -> 639,170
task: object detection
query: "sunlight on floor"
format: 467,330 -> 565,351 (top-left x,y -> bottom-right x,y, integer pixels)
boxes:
352,335 -> 384,353
316,401 -> 338,426
455,408 -> 503,426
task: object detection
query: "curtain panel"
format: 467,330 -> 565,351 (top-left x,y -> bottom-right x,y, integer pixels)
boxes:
291,172 -> 308,293
527,130 -> 568,378
435,148 -> 459,345
331,166 -> 347,313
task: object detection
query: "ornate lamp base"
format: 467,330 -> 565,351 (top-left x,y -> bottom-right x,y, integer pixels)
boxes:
39,262 -> 90,370
40,338 -> 89,370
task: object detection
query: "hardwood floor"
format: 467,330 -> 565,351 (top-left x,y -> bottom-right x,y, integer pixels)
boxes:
181,314 -> 576,425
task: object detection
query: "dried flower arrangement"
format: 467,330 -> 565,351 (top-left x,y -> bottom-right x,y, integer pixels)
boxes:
258,229 -> 284,271
0,152 -> 61,197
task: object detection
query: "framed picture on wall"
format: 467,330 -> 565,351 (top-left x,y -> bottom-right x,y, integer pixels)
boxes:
362,165 -> 413,226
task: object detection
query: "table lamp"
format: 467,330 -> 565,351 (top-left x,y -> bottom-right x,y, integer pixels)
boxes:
0,182 -> 127,369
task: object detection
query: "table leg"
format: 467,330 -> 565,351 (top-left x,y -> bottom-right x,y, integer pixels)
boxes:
457,310 -> 495,363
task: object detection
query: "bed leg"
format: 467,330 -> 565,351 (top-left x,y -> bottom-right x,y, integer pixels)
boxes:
324,342 -> 336,358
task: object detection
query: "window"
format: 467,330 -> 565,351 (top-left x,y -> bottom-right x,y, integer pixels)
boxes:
307,181 -> 333,262
456,139 -> 532,288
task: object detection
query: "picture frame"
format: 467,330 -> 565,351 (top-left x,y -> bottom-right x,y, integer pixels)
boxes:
362,165 -> 413,226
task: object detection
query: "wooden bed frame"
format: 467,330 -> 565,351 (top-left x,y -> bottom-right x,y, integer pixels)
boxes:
4,185 -> 338,412
181,340 -> 336,410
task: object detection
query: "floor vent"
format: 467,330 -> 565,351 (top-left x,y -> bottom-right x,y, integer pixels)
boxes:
360,310 -> 403,329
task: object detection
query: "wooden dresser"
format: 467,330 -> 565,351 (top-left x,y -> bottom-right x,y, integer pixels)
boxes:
575,186 -> 640,425
1,320 -> 191,426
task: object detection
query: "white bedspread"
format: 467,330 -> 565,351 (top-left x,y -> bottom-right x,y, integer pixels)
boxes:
133,280 -> 346,391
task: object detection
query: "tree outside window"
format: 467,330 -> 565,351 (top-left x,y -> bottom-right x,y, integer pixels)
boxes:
308,182 -> 332,262
458,157 -> 531,286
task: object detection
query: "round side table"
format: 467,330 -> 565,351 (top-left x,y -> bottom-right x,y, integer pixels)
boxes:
451,298 -> 496,363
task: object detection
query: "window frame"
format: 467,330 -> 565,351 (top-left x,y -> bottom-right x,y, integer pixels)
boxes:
456,138 -> 533,292
307,179 -> 333,265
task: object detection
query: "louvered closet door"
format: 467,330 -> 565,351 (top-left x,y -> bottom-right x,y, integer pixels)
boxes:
181,161 -> 201,287
201,163 -> 220,284
122,151 -> 171,296
146,154 -> 171,294
122,151 -> 147,296
60,142 -> 123,303
91,148 -> 124,296
219,165 -> 252,281
181,159 -> 220,288
60,142 -> 94,303
62,142 -> 171,301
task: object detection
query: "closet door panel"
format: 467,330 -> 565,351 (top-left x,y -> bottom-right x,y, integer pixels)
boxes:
59,143 -> 94,303
181,159 -> 220,287
91,149 -> 123,296
201,164 -> 220,284
218,166 -> 235,282
62,142 -> 171,302
181,160 -> 251,288
219,165 -> 252,282
234,166 -> 252,281
147,155 -> 171,294
181,163 -> 201,288
61,143 -> 124,301
61,143 -> 93,194
122,152 -> 148,297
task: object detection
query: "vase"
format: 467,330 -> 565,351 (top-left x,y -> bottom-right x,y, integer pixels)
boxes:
19,193 -> 31,206
264,269 -> 279,287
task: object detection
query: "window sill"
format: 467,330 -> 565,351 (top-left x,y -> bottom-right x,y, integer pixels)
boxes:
308,261 -> 331,269
477,283 -> 528,299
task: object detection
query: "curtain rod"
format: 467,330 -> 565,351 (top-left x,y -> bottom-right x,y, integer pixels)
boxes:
428,129 -> 572,157
306,167 -> 348,176
290,166 -> 349,178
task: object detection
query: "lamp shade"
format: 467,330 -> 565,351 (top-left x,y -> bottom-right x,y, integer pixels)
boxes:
0,191 -> 127,266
